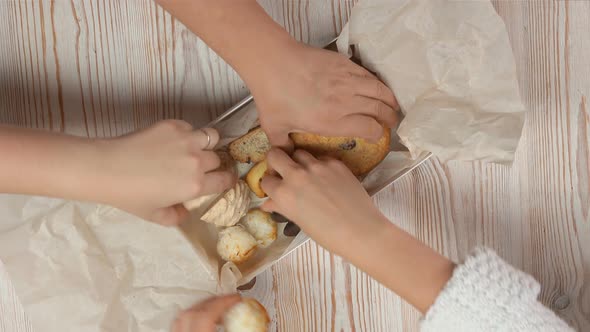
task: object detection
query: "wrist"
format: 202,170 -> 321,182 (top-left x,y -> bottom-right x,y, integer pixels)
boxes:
234,30 -> 300,87
333,211 -> 391,258
346,218 -> 455,313
50,137 -> 111,204
0,127 -> 109,203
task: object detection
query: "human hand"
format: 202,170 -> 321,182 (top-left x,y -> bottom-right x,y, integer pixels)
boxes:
260,149 -> 456,314
99,120 -> 236,226
260,148 -> 388,256
249,43 -> 400,148
172,294 -> 241,332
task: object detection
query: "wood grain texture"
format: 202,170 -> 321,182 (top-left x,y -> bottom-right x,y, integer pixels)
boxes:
0,0 -> 589,331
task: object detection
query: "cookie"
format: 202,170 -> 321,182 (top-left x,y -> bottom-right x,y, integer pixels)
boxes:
228,127 -> 271,164
246,160 -> 268,198
290,125 -> 390,176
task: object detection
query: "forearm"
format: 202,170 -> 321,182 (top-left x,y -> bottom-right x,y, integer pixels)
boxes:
345,216 -> 455,314
155,0 -> 296,84
0,126 -> 107,203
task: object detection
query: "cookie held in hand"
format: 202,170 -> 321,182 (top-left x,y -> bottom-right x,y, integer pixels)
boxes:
246,160 -> 268,198
223,298 -> 270,332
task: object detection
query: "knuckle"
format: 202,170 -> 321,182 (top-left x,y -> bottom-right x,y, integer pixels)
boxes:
365,119 -> 382,138
159,120 -> 181,131
375,80 -> 385,98
373,100 -> 383,117
376,101 -> 390,120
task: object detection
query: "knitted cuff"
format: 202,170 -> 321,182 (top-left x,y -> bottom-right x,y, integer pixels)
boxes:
421,248 -> 571,331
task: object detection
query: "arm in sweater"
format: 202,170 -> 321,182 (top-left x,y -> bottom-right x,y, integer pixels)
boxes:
422,248 -> 574,331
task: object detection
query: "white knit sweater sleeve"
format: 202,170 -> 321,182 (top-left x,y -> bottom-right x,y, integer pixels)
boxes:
421,248 -> 574,332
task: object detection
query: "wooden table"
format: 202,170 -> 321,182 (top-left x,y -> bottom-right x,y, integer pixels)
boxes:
1,1 -> 589,331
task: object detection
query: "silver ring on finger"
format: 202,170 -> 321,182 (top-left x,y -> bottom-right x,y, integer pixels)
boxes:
198,128 -> 211,150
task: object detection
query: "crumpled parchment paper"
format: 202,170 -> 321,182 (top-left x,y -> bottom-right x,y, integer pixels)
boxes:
337,0 -> 526,162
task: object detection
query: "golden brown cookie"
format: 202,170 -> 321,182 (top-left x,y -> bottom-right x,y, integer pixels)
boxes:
245,160 -> 268,198
290,125 -> 390,176
228,128 -> 271,164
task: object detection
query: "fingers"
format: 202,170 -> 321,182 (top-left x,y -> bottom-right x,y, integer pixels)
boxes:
349,96 -> 399,128
199,151 -> 222,172
335,115 -> 384,142
173,295 -> 241,332
317,154 -> 339,163
265,127 -> 294,152
292,149 -> 317,167
350,76 -> 399,110
193,294 -> 241,321
266,148 -> 300,177
199,171 -> 237,196
346,61 -> 376,78
260,199 -> 277,213
260,174 -> 282,199
150,204 -> 189,226
166,119 -> 194,131
192,128 -> 220,150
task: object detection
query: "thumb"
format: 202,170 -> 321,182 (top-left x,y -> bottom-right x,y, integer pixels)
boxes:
150,204 -> 189,226
337,115 -> 384,143
172,295 -> 241,332
260,199 -> 277,213
198,294 -> 242,319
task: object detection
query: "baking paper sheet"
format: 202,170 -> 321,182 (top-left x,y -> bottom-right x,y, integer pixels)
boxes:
0,1 -> 525,331
337,0 -> 526,162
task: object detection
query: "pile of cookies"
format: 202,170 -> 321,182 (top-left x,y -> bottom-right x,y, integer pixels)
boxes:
194,125 -> 390,265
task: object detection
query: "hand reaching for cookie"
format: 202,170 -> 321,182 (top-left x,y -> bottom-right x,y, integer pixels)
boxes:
251,44 -> 400,148
172,295 -> 241,332
98,120 -> 237,225
259,148 -> 455,313
0,120 -> 236,226
153,1 -> 400,149
260,148 -> 388,257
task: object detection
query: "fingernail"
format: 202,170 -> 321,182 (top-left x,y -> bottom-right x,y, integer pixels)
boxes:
283,222 -> 301,237
237,277 -> 257,291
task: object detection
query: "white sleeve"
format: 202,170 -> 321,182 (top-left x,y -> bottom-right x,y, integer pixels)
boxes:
421,248 -> 574,332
